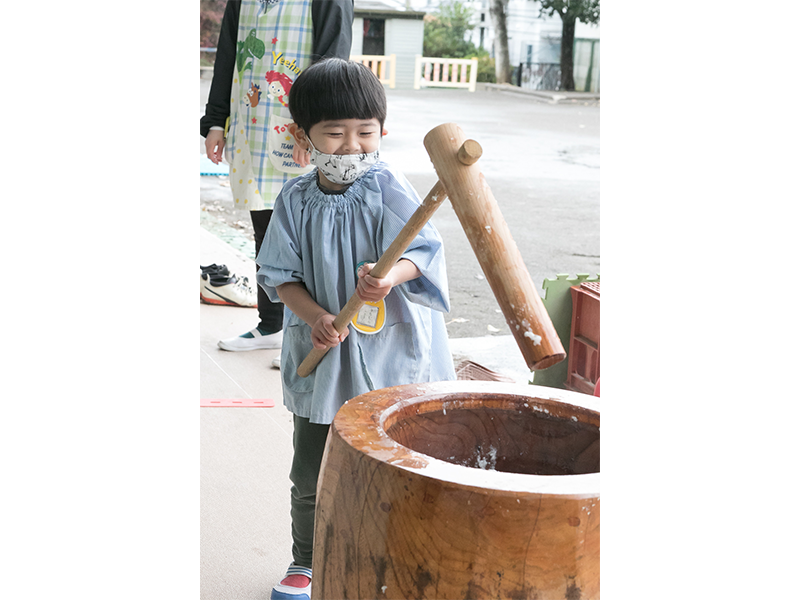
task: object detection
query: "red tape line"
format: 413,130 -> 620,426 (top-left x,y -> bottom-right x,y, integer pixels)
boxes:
200,399 -> 275,408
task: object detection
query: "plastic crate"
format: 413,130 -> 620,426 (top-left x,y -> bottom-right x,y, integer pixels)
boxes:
565,282 -> 600,394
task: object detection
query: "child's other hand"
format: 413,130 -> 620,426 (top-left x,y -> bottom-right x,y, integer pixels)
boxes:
311,313 -> 349,349
293,143 -> 311,167
205,130 -> 226,164
356,263 -> 393,303
288,123 -> 311,167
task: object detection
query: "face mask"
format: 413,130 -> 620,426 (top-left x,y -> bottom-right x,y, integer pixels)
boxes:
307,139 -> 380,185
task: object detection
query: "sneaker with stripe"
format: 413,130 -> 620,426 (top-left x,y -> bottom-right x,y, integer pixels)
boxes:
200,273 -> 258,307
199,264 -> 230,298
271,564 -> 312,600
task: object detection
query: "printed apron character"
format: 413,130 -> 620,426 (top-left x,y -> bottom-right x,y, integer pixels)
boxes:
225,0 -> 313,211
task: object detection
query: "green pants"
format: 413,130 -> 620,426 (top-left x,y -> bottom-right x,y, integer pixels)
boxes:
289,415 -> 330,568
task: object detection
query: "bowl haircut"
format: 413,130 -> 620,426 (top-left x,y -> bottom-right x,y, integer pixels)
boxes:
289,58 -> 387,134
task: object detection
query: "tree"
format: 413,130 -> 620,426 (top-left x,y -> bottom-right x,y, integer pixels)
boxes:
200,0 -> 226,49
488,0 -> 511,84
424,1 -> 496,83
423,1 -> 479,58
538,0 -> 600,91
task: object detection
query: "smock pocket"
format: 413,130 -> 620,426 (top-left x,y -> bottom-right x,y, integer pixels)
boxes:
267,114 -> 314,174
356,322 -> 418,391
281,321 -> 316,394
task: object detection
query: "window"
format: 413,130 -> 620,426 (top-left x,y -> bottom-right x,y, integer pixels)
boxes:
362,18 -> 385,55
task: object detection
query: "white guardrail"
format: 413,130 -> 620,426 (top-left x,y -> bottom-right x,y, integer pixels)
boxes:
414,55 -> 478,92
350,54 -> 396,89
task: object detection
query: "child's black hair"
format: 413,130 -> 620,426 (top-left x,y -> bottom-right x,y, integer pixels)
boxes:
289,58 -> 387,133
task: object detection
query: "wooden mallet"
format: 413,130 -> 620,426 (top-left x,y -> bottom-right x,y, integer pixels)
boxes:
424,123 -> 565,370
297,123 -> 565,377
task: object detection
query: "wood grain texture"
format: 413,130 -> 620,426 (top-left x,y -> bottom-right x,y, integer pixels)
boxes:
312,381 -> 599,600
424,123 -> 566,371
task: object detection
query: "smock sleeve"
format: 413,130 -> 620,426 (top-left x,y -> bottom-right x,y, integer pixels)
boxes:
256,181 -> 305,303
377,169 -> 451,313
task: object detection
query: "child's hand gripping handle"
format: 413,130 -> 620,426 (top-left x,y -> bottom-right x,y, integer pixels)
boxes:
296,179 -> 451,378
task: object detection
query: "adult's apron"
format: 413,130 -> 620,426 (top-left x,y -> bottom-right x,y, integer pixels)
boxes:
225,0 -> 314,211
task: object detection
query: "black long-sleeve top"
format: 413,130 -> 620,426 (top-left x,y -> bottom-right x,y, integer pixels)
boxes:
200,0 -> 354,137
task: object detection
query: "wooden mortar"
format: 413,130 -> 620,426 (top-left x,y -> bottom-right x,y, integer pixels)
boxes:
312,381 -> 600,599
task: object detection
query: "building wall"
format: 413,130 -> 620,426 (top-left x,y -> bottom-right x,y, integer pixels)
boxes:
459,1 -> 599,66
351,16 -> 424,90
351,17 -> 364,55
385,18 -> 424,89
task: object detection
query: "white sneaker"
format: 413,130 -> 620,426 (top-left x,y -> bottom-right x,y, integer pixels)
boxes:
218,328 -> 283,351
201,273 -> 257,308
271,356 -> 281,369
199,264 -> 230,297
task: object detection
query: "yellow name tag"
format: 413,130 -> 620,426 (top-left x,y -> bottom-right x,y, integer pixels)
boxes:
351,299 -> 386,334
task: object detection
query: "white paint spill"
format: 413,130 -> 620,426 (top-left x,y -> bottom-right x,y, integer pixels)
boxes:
381,586 -> 387,594
571,416 -> 578,422
485,225 -> 492,233
524,331 -> 542,345
443,407 -> 447,415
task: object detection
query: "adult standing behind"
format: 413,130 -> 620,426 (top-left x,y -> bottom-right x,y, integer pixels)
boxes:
200,0 -> 354,356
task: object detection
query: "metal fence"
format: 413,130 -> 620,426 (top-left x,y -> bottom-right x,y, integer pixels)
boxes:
514,62 -> 562,91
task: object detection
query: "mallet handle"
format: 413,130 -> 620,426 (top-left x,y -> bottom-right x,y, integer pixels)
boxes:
296,179 -> 449,378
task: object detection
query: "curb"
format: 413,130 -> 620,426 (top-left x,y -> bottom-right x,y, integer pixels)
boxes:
484,83 -> 600,104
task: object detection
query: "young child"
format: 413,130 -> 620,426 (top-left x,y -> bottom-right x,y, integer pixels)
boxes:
256,58 -> 456,600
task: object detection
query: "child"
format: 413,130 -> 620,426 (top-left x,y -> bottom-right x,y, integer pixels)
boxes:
200,0 -> 353,355
256,58 -> 456,600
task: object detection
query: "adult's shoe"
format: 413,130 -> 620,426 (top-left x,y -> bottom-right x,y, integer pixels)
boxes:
218,328 -> 283,351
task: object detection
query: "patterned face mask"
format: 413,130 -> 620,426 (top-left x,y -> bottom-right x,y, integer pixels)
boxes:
307,139 -> 380,185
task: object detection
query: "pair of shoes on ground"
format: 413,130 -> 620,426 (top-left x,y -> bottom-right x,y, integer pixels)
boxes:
218,326 -> 283,352
271,564 -> 311,600
200,264 -> 257,308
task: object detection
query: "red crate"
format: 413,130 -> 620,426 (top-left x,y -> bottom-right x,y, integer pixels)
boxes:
565,282 -> 600,395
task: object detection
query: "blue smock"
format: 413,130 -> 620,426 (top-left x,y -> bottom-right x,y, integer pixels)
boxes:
256,162 -> 456,424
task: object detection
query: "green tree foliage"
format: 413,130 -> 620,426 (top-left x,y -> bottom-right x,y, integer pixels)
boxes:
537,0 -> 600,90
423,1 -> 477,58
423,0 -> 495,82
